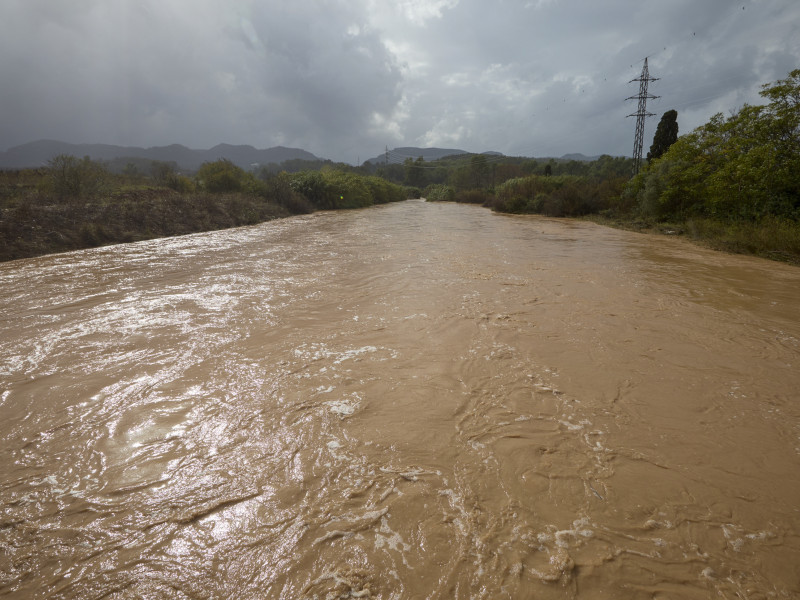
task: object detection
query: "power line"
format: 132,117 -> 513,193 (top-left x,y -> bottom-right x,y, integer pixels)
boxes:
626,57 -> 660,175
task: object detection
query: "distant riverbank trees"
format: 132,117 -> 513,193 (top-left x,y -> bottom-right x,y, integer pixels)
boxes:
416,70 -> 799,262
418,153 -> 633,218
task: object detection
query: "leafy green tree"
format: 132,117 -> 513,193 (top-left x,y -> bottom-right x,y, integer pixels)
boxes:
469,154 -> 490,189
631,69 -> 800,222
196,159 -> 246,193
424,183 -> 455,202
404,156 -> 426,188
262,171 -> 313,214
150,160 -> 193,191
289,171 -> 331,208
151,160 -> 178,184
47,154 -> 107,200
647,110 -> 679,162
122,162 -> 140,178
320,169 -> 372,208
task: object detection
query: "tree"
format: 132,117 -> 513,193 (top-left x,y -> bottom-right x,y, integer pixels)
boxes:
469,154 -> 490,189
196,159 -> 246,193
647,110 -> 679,162
404,156 -> 426,188
47,154 -> 107,200
630,70 -> 800,221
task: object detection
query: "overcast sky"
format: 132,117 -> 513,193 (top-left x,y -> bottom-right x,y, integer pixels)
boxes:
2,0 -> 799,163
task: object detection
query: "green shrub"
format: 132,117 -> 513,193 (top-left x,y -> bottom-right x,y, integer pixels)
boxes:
196,159 -> 246,193
454,189 -> 491,204
289,171 -> 332,208
405,186 -> 422,199
45,154 -> 108,200
263,172 -> 314,214
364,176 -> 406,204
321,170 -> 372,208
423,184 -> 455,202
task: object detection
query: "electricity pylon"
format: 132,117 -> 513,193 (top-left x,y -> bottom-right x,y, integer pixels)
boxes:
626,57 -> 660,175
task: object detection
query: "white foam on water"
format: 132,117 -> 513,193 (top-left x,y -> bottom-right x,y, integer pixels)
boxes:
540,517 -> 594,550
326,393 -> 362,418
333,346 -> 378,364
700,567 -> 716,580
325,438 -> 349,463
294,343 -> 380,365
374,515 -> 412,566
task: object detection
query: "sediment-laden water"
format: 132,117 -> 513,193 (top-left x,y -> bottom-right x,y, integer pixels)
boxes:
1,200 -> 799,599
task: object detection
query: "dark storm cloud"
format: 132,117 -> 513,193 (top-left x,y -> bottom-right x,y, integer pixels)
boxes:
0,0 -> 403,160
1,0 -> 798,162
377,0 -> 800,158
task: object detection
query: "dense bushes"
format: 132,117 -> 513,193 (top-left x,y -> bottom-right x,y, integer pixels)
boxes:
489,174 -> 627,217
196,159 -> 267,195
626,69 -> 800,223
423,184 -> 455,202
285,168 -> 405,210
364,175 -> 408,204
606,69 -> 800,262
417,154 -> 631,218
1,158 -> 408,261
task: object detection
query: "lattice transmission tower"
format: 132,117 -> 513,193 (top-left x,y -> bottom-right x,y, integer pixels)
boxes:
626,57 -> 660,175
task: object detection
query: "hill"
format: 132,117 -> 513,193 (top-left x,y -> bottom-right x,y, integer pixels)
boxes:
365,147 -> 505,165
559,153 -> 605,162
0,140 -> 320,171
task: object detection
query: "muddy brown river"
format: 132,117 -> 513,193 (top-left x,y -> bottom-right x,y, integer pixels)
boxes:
1,200 -> 799,599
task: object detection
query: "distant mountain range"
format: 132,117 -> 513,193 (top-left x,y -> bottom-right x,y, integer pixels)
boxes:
559,153 -> 604,162
0,140 -> 320,171
365,147 -> 505,164
0,140 -> 615,171
366,147 -> 608,164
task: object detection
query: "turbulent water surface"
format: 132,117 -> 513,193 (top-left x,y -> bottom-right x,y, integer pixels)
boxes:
1,200 -> 799,599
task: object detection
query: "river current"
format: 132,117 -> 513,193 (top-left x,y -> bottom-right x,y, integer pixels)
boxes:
1,200 -> 799,599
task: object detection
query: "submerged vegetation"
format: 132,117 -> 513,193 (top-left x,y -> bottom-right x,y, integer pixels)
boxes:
2,70 -> 797,263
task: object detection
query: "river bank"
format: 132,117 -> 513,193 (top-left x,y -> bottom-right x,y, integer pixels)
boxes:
5,192 -> 800,266
583,213 -> 800,266
0,163 -> 409,262
0,188 -> 291,262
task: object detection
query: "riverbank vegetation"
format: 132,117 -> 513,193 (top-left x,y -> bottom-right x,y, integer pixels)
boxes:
0,158 -> 407,261
391,70 -> 799,264
2,70 -> 797,263
611,70 -> 800,262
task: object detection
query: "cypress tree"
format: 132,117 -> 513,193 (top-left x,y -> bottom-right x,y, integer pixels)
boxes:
647,110 -> 679,162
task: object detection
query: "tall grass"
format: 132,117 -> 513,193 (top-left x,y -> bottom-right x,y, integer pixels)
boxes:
685,217 -> 800,264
